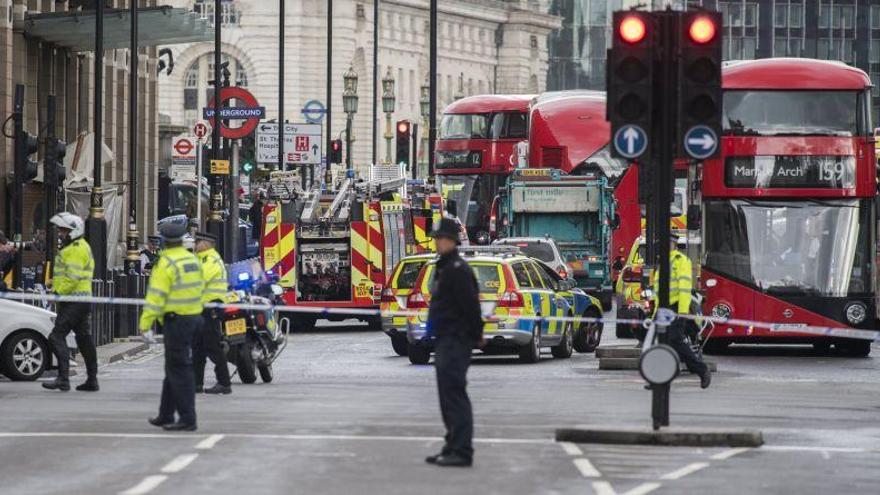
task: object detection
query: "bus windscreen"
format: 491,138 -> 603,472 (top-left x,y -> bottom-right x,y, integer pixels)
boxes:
723,90 -> 858,137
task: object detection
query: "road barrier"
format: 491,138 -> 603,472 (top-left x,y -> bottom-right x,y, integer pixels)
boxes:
0,290 -> 877,343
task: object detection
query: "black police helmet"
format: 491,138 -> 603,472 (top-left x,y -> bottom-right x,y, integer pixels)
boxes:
157,215 -> 189,242
430,217 -> 461,244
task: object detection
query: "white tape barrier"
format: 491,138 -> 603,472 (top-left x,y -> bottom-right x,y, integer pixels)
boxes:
0,291 -> 876,342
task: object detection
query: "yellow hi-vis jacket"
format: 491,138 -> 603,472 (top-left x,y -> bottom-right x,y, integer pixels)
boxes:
139,246 -> 204,332
652,249 -> 693,315
198,247 -> 228,304
53,238 -> 95,296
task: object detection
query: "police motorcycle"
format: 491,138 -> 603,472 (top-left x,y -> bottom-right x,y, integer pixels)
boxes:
220,264 -> 289,384
640,288 -> 708,358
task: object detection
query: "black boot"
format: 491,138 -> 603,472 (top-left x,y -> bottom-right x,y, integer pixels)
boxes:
204,383 -> 232,395
700,370 -> 712,389
76,377 -> 99,392
148,417 -> 175,428
42,379 -> 70,391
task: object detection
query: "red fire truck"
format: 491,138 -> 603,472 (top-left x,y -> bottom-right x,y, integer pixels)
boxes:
435,94 -> 534,243
701,58 -> 876,356
525,91 -> 639,278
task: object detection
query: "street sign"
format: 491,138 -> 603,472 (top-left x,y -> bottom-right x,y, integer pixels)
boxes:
193,121 -> 210,140
210,159 -> 230,175
613,124 -> 648,159
170,136 -> 197,180
255,122 -> 323,165
683,125 -> 718,160
204,86 -> 265,140
301,100 -> 326,124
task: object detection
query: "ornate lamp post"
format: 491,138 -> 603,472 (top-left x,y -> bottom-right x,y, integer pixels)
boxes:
419,78 -> 431,178
381,67 -> 396,164
342,66 -> 359,171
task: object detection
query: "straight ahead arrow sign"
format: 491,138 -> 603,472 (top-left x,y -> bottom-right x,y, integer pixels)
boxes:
623,127 -> 640,154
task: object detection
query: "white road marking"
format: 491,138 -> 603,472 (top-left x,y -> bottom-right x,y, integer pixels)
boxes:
660,462 -> 710,480
119,475 -> 168,495
573,458 -> 601,478
592,481 -> 617,495
160,453 -> 199,474
623,482 -> 662,495
195,434 -> 225,450
559,441 -> 583,456
710,447 -> 751,460
0,431 -> 552,445
761,445 -> 868,453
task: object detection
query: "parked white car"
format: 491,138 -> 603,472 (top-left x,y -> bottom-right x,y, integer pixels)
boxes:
0,299 -> 58,381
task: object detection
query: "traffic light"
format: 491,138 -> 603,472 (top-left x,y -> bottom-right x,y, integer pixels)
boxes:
608,11 -> 654,160
45,137 -> 67,186
19,132 -> 39,183
329,138 -> 343,164
395,120 -> 411,167
678,11 -> 722,160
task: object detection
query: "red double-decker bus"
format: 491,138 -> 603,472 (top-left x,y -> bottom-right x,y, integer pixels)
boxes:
526,91 -> 640,276
701,58 -> 876,356
435,94 -> 534,243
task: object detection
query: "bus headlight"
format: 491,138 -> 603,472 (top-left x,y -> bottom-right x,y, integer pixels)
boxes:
844,302 -> 867,325
711,303 -> 731,320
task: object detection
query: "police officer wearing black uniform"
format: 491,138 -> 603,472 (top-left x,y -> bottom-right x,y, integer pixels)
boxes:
424,217 -> 484,468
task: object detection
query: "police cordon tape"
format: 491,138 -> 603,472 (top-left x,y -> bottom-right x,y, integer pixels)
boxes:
0,291 -> 877,342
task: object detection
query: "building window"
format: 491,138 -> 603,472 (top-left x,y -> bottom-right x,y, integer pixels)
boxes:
843,38 -> 854,63
728,3 -> 743,27
742,37 -> 756,58
789,38 -> 802,57
744,2 -> 758,27
790,3 -> 803,28
236,66 -> 248,87
194,0 -> 240,27
872,73 -> 880,96
871,40 -> 880,63
817,38 -> 830,59
841,5 -> 854,29
819,5 -> 830,29
184,64 -> 199,89
872,6 -> 880,29
774,37 -> 787,56
774,4 -> 786,28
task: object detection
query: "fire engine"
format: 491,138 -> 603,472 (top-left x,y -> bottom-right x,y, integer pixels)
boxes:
259,167 -> 442,330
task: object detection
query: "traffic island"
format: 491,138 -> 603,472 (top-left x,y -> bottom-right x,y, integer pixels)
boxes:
555,425 -> 763,447
596,345 -> 718,372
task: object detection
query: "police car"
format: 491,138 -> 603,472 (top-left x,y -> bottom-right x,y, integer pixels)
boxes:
380,253 -> 436,356
405,246 -> 603,364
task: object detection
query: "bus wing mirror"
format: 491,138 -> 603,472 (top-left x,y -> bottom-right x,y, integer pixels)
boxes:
686,206 -> 702,231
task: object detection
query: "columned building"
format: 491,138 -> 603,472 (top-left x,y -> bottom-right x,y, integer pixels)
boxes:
158,0 -> 560,171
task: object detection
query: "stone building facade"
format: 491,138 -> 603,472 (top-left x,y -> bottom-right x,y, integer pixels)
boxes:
158,0 -> 560,170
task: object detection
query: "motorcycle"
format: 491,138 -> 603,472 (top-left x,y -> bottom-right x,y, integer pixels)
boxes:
221,272 -> 289,384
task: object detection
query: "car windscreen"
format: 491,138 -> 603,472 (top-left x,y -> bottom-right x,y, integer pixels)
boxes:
424,262 -> 503,294
504,241 -> 555,262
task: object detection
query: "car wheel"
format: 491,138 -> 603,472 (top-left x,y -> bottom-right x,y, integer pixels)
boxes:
1,331 -> 48,381
258,363 -> 274,383
551,319 -> 573,359
574,308 -> 603,353
233,344 -> 258,384
519,322 -> 541,363
390,334 -> 409,356
407,344 -> 430,365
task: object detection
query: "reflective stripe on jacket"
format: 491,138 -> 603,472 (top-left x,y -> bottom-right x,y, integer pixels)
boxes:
197,247 -> 228,304
53,238 -> 94,296
139,246 -> 204,331
652,249 -> 693,315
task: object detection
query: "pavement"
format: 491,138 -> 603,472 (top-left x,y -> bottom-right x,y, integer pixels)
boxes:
1,317 -> 879,495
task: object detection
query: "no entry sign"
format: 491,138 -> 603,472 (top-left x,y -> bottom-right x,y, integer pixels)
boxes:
204,86 -> 265,140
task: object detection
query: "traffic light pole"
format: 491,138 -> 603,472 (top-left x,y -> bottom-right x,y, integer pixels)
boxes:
427,0 -> 437,178
45,95 -> 58,274
208,0 -> 225,255
12,85 -> 24,288
125,0 -> 140,275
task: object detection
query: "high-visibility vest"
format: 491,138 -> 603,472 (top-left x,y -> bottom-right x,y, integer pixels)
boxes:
651,249 -> 693,315
198,247 -> 228,304
139,246 -> 204,331
53,238 -> 95,296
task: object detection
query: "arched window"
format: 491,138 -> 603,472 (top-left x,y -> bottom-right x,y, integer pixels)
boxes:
181,51 -> 250,128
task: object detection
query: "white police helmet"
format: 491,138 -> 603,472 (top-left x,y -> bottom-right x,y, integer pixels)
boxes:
49,212 -> 85,239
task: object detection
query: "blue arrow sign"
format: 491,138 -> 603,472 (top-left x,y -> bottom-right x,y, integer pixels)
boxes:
301,100 -> 327,124
613,124 -> 648,159
683,125 -> 718,160
203,107 -> 266,119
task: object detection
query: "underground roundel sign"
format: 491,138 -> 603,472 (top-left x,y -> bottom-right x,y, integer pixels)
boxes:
204,86 -> 266,140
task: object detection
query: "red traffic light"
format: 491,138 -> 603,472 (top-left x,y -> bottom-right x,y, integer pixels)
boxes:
619,15 -> 646,44
332,139 -> 342,151
396,121 -> 410,134
688,16 -> 716,44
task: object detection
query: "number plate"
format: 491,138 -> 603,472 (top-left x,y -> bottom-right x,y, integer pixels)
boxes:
225,318 -> 247,336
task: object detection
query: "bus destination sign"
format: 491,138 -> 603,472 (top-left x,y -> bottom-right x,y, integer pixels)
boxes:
725,156 -> 855,189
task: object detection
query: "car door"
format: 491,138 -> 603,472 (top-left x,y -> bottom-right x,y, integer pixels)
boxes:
509,260 -> 541,331
525,261 -> 562,337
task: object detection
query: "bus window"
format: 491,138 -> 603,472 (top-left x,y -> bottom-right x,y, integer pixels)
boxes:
440,114 -> 490,139
723,90 -> 858,136
491,112 -> 528,139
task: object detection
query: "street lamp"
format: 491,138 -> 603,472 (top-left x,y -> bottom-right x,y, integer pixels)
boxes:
381,67 -> 396,164
343,66 -> 359,171
454,72 -> 465,101
420,78 -> 431,178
